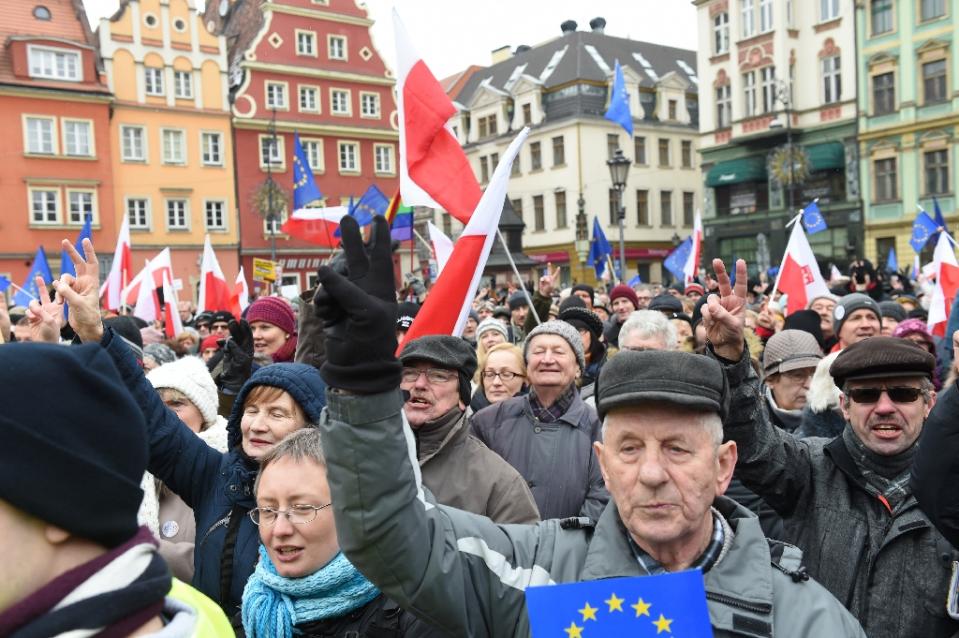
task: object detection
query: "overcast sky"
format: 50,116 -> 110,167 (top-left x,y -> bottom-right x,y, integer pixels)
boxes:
83,0 -> 698,78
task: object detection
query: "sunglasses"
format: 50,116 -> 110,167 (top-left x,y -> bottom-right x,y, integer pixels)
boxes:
846,386 -> 923,404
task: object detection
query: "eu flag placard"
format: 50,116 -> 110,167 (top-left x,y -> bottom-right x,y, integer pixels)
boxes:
526,571 -> 713,638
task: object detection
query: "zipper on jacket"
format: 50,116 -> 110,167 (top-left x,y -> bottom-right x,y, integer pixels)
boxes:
198,515 -> 231,549
706,591 -> 772,615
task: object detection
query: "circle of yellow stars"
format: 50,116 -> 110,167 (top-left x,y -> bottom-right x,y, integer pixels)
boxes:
562,592 -> 673,637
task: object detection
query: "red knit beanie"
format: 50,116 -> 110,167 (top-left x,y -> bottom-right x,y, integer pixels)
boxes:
609,284 -> 639,309
246,296 -> 296,335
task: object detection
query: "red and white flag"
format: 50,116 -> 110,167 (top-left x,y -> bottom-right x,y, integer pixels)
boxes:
926,233 -> 959,336
198,235 -> 231,312
162,270 -> 183,338
99,217 -> 132,311
393,9 -> 482,225
774,219 -> 829,315
280,206 -> 350,247
120,248 -> 174,308
683,210 -> 702,284
427,222 -> 454,278
132,259 -> 160,323
230,266 -> 250,320
400,128 -> 529,348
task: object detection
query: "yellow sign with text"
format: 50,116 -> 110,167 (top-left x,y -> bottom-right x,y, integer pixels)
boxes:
252,258 -> 278,282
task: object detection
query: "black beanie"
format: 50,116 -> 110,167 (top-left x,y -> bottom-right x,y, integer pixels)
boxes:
0,343 -> 148,548
784,309 -> 826,351
570,284 -> 595,304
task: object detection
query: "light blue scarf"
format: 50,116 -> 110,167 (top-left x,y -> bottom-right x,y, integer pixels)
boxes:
242,545 -> 380,638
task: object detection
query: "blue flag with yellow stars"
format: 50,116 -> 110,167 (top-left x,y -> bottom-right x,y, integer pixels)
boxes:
292,132 -> 323,209
801,199 -> 827,235
604,59 -> 633,136
525,571 -> 712,638
910,211 -> 939,253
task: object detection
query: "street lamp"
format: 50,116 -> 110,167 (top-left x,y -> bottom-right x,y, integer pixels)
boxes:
606,148 -> 630,282
574,193 -> 589,267
770,80 -> 797,213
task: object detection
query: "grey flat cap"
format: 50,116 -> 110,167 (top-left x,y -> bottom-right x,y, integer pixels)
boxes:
399,335 -> 478,379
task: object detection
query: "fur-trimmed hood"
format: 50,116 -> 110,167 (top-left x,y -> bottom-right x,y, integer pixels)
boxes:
806,351 -> 842,413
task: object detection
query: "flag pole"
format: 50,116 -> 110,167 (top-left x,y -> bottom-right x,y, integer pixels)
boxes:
8,281 -> 38,302
412,228 -> 433,253
497,230 -> 540,326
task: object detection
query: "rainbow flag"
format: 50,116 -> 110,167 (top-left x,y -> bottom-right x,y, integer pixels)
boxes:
384,191 -> 414,241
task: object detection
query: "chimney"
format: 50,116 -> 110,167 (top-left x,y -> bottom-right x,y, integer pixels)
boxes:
515,45 -> 532,54
491,45 -> 512,64
589,17 -> 606,33
560,20 -> 577,34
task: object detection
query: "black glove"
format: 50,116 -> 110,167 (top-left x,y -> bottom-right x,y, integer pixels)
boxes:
314,215 -> 400,393
218,319 -> 254,394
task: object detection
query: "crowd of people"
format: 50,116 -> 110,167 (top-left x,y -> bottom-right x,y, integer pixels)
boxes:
0,217 -> 957,637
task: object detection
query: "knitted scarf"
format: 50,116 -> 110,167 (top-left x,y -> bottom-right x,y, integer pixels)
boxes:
271,334 -> 298,363
242,546 -> 380,638
842,425 -> 916,509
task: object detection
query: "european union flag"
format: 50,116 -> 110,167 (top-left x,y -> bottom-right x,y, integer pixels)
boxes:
292,132 -> 323,209
14,246 -> 53,307
588,218 -> 613,279
664,237 -> 692,283
910,211 -> 939,252
801,199 -> 827,235
932,197 -> 947,244
604,60 -> 633,136
351,184 -> 389,226
60,214 -> 93,278
526,571 -> 712,638
628,274 -> 642,287
0,276 -> 11,293
886,247 -> 898,273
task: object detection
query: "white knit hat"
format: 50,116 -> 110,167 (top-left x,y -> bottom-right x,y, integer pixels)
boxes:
147,356 -> 219,430
476,317 -> 509,341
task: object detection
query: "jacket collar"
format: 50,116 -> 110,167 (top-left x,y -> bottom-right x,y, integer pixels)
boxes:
414,408 -> 467,465
523,387 -> 589,429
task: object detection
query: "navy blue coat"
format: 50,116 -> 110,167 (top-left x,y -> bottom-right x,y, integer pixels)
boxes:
102,328 -> 326,617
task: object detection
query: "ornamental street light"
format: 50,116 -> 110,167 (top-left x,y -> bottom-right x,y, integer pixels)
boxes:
770,80 -> 797,213
606,149 -> 631,282
574,193 -> 589,267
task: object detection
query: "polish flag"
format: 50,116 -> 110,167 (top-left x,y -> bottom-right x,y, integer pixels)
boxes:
400,127 -> 528,348
162,270 -> 183,338
427,221 -> 454,278
926,233 -> 959,336
393,9 -> 482,225
280,206 -> 350,247
120,248 -> 174,307
132,259 -> 160,323
99,217 -> 132,311
230,266 -> 250,320
774,220 -> 829,315
198,235 -> 231,312
683,210 -> 702,284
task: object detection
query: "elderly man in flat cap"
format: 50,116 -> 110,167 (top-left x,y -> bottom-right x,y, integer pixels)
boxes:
702,257 -> 959,638
308,216 -> 865,638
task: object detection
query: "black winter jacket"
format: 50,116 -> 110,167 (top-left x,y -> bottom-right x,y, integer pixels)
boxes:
912,381 -> 959,548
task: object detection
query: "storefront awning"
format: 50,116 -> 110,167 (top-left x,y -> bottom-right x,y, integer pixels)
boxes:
806,142 -> 845,172
705,156 -> 767,187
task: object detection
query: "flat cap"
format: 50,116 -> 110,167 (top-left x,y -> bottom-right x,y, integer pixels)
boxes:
400,335 -> 478,379
829,336 -> 934,388
763,329 -> 822,376
596,350 -> 729,421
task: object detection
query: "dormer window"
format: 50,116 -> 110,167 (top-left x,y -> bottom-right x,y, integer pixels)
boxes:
28,45 -> 80,81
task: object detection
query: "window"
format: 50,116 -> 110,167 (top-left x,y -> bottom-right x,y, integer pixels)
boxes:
259,135 -> 284,169
921,0 -> 945,21
121,126 -> 145,161
713,12 -> 729,54
511,153 -> 521,176
634,136 -> 647,164
742,0 -> 755,37
489,152 -> 499,174
205,200 -> 226,230
265,82 -> 287,109
143,13 -> 157,27
201,132 -> 222,165
374,144 -> 394,174
683,192 -> 695,226
743,71 -> 757,117
172,17 -> 186,32
522,103 -> 531,124
681,141 -> 693,168
607,134 -> 619,160
127,198 -> 149,229
166,199 -> 188,229
296,31 -> 316,56
716,85 -> 732,127
161,129 -> 185,164
479,156 -> 489,183
759,0 -> 774,32
511,198 -> 523,223
33,6 -> 51,20
874,158 -> 898,201
299,86 -> 319,112
476,115 -> 497,138
338,141 -> 359,172
658,139 -> 670,167
30,188 -> 59,224
872,72 -> 895,114
530,141 -> 542,170
67,190 -> 94,224
144,67 -> 164,95
28,46 -> 80,81
871,0 -> 893,35
331,89 -> 350,115
608,189 -> 620,225
822,56 -> 841,104
25,116 -> 56,154
62,119 -> 92,156
761,66 -> 777,113
668,99 -> 678,120
301,139 -> 323,172
636,190 -> 649,225
328,35 -> 347,60
925,149 -> 949,195
552,136 -> 565,166
660,190 -> 673,226
923,60 -> 947,104
555,191 -> 567,228
360,92 -> 380,118
264,209 -> 286,234
174,70 -> 193,99
533,195 -> 545,231
821,0 -> 839,21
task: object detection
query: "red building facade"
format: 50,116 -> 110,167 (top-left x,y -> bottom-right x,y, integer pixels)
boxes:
211,0 -> 398,295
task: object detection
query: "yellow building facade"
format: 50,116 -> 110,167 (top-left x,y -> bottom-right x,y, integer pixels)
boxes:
98,0 -> 238,294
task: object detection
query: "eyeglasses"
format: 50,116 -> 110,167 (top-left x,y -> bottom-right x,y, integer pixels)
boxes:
401,367 -> 456,385
846,386 -> 924,404
248,503 -> 332,526
482,370 -> 524,381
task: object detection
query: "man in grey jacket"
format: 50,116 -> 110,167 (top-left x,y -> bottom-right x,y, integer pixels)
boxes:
312,216 -> 865,638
